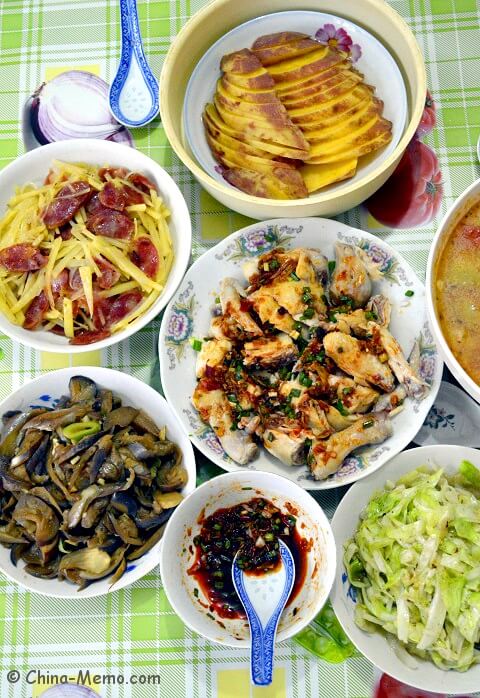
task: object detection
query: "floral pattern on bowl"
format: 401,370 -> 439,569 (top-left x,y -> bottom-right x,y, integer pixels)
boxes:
159,218 -> 443,491
315,23 -> 361,62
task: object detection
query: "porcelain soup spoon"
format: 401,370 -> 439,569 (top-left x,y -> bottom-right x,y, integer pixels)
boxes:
232,539 -> 295,686
109,0 -> 159,127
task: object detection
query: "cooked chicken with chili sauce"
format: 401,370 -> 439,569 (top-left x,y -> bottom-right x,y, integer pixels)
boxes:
191,245 -> 430,480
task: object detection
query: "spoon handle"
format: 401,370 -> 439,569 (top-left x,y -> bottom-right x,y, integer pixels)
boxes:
233,571 -> 275,685
119,0 -> 143,58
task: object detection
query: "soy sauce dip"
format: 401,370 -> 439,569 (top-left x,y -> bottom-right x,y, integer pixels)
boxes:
187,497 -> 309,619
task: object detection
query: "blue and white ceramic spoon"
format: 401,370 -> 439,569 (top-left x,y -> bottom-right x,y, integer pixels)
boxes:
232,540 -> 295,686
109,0 -> 159,127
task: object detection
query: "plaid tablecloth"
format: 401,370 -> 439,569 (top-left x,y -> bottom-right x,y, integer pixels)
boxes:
0,0 -> 479,696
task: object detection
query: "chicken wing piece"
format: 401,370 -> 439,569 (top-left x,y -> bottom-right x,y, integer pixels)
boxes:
243,333 -> 298,369
373,384 -> 407,413
365,294 -> 391,327
309,412 -> 393,480
323,331 -> 395,392
192,382 -> 258,464
219,277 -> 263,339
328,375 -> 379,413
262,415 -> 308,465
322,403 -> 358,431
298,398 -> 333,439
371,323 -> 429,400
249,287 -> 296,334
196,338 -> 232,378
329,243 -> 372,308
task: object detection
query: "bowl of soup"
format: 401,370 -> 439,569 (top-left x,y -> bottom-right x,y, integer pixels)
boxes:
427,178 -> 480,403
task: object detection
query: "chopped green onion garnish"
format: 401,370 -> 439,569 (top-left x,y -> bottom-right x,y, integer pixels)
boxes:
343,387 -> 353,395
269,259 -> 280,270
335,399 -> 349,416
405,289 -> 414,297
299,372 -> 313,387
315,351 -> 325,363
328,260 -> 336,274
365,310 -> 377,321
290,272 -> 300,281
190,338 -> 203,352
268,432 -> 275,442
363,419 -> 375,429
194,588 -> 199,597
264,532 -> 275,541
215,296 -> 220,304
227,393 -> 238,404
290,388 -> 301,398
301,307 -> 315,319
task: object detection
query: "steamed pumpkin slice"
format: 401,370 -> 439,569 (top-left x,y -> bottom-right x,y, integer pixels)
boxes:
305,128 -> 392,165
266,46 -> 344,83
220,77 -> 278,104
213,94 -> 308,154
216,49 -> 309,154
251,31 -> 320,66
203,103 -> 308,159
300,159 -> 358,193
206,131 -> 296,175
304,115 -> 392,160
224,167 -> 308,199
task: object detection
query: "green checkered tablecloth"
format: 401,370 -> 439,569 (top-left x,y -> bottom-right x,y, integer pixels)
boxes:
0,1 -> 479,696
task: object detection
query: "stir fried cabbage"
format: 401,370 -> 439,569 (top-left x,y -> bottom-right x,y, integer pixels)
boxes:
344,461 -> 480,671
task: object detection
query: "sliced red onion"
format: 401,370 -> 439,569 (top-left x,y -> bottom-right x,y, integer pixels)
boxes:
29,70 -> 133,147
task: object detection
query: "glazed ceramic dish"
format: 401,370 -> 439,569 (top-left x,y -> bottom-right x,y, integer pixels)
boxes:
183,10 -> 407,195
159,217 -> 443,490
427,177 -> 480,404
0,367 -> 196,598
331,444 -> 480,695
160,0 -> 426,219
0,139 -> 192,353
159,470 -> 336,646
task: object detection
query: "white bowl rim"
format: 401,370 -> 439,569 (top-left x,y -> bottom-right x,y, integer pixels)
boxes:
159,468 -> 336,646
0,365 -> 196,598
426,177 -> 480,403
183,8 -> 407,197
159,0 -> 426,207
0,139 -> 192,353
331,443 -> 480,695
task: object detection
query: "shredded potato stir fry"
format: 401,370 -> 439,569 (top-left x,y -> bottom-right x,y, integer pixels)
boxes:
0,161 -> 174,344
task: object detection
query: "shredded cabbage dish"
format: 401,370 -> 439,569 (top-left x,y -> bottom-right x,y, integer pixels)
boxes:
0,161 -> 173,344
344,460 -> 480,671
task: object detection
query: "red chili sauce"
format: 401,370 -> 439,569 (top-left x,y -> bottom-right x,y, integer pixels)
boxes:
187,497 -> 309,620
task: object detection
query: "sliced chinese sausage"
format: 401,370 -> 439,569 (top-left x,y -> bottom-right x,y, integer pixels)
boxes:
98,167 -> 128,181
70,329 -> 111,345
23,292 -> 49,330
43,181 -> 92,229
130,237 -> 159,280
99,182 -> 127,212
127,172 -> 157,194
94,291 -> 143,329
86,210 -> 134,240
123,185 -> 145,206
86,193 -> 104,216
95,256 -> 120,289
0,243 -> 47,272
50,269 -> 69,295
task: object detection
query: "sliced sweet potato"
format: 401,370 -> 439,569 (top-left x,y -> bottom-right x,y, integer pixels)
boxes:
224,167 -> 308,199
300,159 -> 358,193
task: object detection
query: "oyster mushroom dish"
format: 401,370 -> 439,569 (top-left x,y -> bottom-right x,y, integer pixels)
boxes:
0,375 -> 187,589
192,245 -> 430,480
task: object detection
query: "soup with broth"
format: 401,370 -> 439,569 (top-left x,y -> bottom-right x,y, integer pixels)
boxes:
435,201 -> 480,384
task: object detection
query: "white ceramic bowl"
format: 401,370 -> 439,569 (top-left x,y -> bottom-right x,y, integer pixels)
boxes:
0,139 -> 192,353
159,217 -> 443,490
331,444 -> 480,695
184,10 -> 407,197
159,470 -> 336,646
0,366 -> 196,598
426,177 -> 480,404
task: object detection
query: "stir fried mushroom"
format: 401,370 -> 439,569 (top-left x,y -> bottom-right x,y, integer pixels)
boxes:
0,376 -> 187,588
192,245 -> 431,480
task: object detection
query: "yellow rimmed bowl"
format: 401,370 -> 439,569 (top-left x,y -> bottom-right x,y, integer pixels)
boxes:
160,0 -> 426,220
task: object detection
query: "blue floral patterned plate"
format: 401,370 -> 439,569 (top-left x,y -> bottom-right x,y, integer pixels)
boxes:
159,218 -> 442,490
